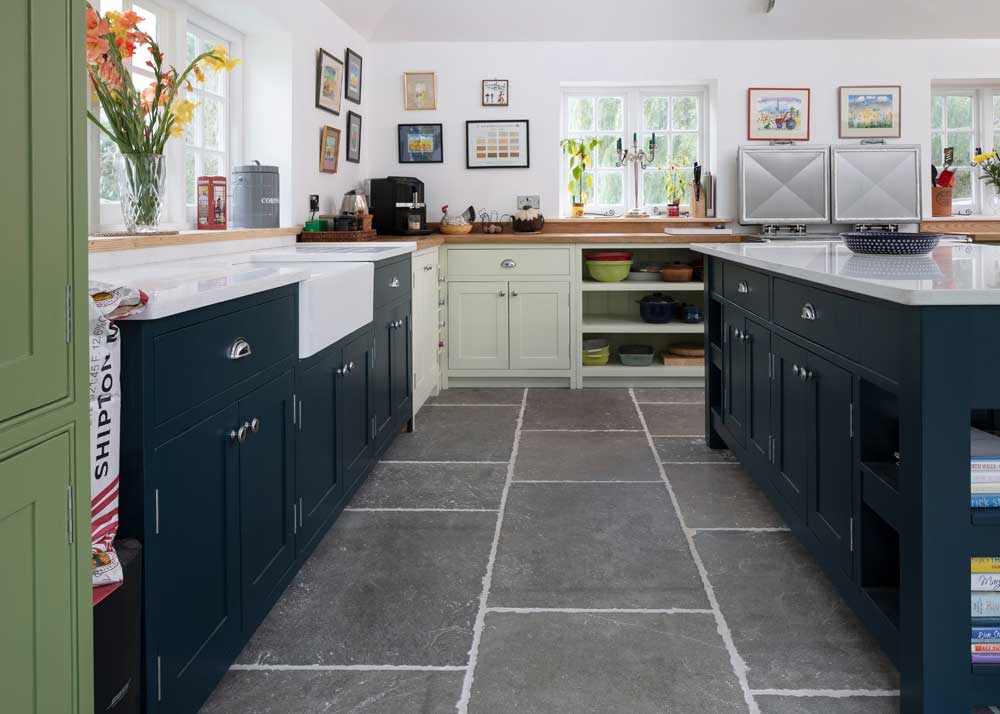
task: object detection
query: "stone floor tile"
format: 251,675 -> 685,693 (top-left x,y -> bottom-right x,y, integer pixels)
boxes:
426,388 -> 524,405
384,406 -> 518,462
667,462 -> 784,528
352,462 -> 506,509
522,389 -> 640,430
514,431 -> 658,481
654,435 -> 738,463
640,402 -> 705,436
633,387 -> 704,404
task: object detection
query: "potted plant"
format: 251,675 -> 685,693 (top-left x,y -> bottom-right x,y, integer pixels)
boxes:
86,4 -> 239,232
560,137 -> 600,217
662,162 -> 687,217
973,151 -> 1000,216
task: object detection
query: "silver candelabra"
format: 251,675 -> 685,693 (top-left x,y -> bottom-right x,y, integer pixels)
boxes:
616,133 -> 656,217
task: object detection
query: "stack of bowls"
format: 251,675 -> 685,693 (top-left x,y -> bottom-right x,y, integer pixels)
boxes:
586,251 -> 633,283
582,338 -> 610,366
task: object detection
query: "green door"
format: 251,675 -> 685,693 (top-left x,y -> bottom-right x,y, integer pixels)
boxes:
0,433 -> 75,714
0,0 -> 75,425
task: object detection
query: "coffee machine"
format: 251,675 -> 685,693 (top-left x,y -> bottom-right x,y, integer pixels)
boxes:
369,176 -> 432,236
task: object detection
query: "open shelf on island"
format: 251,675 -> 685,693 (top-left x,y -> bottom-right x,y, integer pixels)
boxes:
581,315 -> 704,334
581,280 -> 704,292
861,462 -> 901,532
580,359 -> 704,378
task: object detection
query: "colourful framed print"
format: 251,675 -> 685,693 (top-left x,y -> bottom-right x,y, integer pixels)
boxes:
482,79 -> 509,106
345,48 -> 363,104
319,125 -> 341,173
316,49 -> 343,115
466,120 -> 529,169
398,124 -> 443,163
748,88 -> 811,141
839,85 -> 901,139
346,111 -> 362,164
403,72 -> 437,110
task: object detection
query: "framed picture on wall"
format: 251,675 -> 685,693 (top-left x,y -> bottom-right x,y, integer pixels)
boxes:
839,85 -> 901,139
403,72 -> 437,110
482,79 -> 509,106
466,120 -> 530,169
319,125 -> 341,173
398,123 -> 443,163
747,88 -> 811,141
316,49 -> 344,115
346,111 -> 362,163
345,48 -> 363,104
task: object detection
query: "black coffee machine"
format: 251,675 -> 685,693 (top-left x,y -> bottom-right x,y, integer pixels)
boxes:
369,176 -> 432,236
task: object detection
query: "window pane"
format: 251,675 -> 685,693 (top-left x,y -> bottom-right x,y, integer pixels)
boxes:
931,134 -> 943,163
186,32 -> 199,64
99,134 -> 120,202
642,97 -> 670,130
568,97 -> 594,132
201,38 -> 227,95
185,150 -> 196,205
671,134 -> 698,166
203,97 -> 224,151
642,170 -> 668,205
672,96 -> 699,131
954,167 -> 973,202
596,97 -> 623,132
948,131 -> 973,164
596,172 -> 623,205
594,136 -> 620,168
203,153 -> 222,177
994,95 -> 1000,128
131,6 -> 157,69
994,131 -> 1000,153
947,95 -> 973,129
931,96 -> 944,130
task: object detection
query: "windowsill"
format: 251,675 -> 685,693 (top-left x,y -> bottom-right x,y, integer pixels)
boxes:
554,215 -> 730,223
922,215 -> 1000,222
88,226 -> 301,252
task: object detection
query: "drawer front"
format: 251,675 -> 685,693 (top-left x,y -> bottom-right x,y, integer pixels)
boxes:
447,248 -> 571,277
772,278 -> 900,378
723,263 -> 770,318
374,257 -> 412,308
153,295 -> 296,425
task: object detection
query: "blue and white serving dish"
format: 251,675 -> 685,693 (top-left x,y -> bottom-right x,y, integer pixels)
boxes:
840,231 -> 943,256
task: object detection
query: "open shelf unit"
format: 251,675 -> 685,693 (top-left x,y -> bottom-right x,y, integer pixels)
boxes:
581,279 -> 704,292
581,315 -> 704,334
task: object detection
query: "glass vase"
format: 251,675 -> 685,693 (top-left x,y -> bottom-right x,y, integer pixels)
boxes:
116,153 -> 166,232
986,187 -> 1000,217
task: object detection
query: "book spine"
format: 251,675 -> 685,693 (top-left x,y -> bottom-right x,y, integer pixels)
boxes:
971,495 -> 1000,508
972,627 -> 1000,641
973,558 -> 1000,573
973,643 -> 1000,653
972,472 -> 1000,484
974,574 -> 1000,591
971,484 -> 1000,494
972,653 -> 1000,663
971,593 -> 1000,617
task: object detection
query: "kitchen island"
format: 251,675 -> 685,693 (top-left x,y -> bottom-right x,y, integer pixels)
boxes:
692,240 -> 1000,714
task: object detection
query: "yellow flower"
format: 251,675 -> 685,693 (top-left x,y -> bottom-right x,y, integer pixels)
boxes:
201,43 -> 240,72
193,64 -> 206,83
168,98 -> 198,137
973,151 -> 998,165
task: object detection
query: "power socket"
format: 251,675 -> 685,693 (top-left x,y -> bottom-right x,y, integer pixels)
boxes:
516,194 -> 540,210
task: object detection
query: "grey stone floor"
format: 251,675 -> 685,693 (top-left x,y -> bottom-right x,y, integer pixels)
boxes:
200,388 -> 993,714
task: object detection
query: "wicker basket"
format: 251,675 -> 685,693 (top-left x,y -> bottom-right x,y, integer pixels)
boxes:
439,223 -> 474,235
299,229 -> 378,242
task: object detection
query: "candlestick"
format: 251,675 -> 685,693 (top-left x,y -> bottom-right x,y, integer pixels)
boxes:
616,136 -> 656,217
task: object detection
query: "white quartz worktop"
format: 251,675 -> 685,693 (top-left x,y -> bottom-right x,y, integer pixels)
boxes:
691,240 -> 1000,306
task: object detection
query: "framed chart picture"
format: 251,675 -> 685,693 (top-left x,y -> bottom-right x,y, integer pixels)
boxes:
398,123 -> 443,163
319,125 -> 341,173
839,85 -> 901,139
346,111 -> 362,163
466,120 -> 529,169
747,88 -> 810,141
316,49 -> 344,115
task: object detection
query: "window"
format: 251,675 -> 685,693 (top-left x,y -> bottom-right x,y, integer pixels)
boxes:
931,86 -> 1000,215
561,86 -> 708,216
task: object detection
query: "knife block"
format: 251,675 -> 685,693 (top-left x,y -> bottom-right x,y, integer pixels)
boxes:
931,186 -> 953,217
689,181 -> 707,218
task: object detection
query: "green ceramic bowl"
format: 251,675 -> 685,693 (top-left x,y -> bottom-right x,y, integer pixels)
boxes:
587,260 -> 633,283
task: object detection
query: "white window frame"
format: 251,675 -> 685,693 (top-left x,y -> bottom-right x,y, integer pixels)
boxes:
86,0 -> 243,232
560,85 -> 710,217
931,84 -> 1000,216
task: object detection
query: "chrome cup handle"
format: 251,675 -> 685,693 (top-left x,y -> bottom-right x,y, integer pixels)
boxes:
228,337 -> 252,360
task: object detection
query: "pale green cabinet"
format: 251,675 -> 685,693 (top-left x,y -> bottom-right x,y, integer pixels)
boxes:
448,281 -> 510,370
0,1 -> 91,713
509,281 -> 571,370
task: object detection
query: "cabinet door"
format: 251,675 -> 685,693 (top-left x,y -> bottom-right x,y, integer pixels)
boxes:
804,353 -> 854,575
340,330 -> 374,495
295,353 -> 340,554
0,0 -> 73,424
0,433 -> 74,714
722,307 -> 747,445
373,307 -> 394,447
770,337 -> 808,517
412,252 -> 439,413
745,318 -> 772,462
238,371 -> 295,634
509,281 -> 571,370
390,301 -> 412,418
151,404 -> 240,714
448,282 -> 509,371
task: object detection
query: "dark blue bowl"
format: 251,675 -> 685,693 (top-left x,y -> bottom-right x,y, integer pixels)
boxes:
840,232 -> 942,256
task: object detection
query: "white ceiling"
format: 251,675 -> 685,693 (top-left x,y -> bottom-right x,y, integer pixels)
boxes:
319,0 -> 1000,42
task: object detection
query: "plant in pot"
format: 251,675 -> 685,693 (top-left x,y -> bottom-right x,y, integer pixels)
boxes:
662,162 -> 687,218
560,137 -> 600,217
973,150 -> 1000,216
86,4 -> 239,232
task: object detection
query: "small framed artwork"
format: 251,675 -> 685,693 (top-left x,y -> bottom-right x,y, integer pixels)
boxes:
839,85 -> 901,139
748,88 -> 811,141
403,72 -> 437,110
398,124 -> 443,163
319,125 -> 341,173
466,120 -> 530,169
482,79 -> 509,106
316,49 -> 344,115
345,48 -> 363,104
346,111 -> 362,163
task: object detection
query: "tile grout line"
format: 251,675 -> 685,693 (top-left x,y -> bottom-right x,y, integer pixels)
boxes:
344,507 -> 500,513
511,479 -> 664,484
692,527 -> 791,533
629,388 -> 760,714
231,664 -> 468,672
520,428 -> 645,433
425,404 -> 523,408
635,401 -> 704,405
379,460 -> 511,465
455,387 -> 529,714
749,688 -> 900,698
486,607 -> 714,615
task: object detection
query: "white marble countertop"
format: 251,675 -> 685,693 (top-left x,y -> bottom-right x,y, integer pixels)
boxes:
691,240 -> 1000,305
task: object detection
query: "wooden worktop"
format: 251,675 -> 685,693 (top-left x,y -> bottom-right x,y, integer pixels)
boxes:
88,226 -> 301,252
391,231 -> 744,248
920,217 -> 1000,242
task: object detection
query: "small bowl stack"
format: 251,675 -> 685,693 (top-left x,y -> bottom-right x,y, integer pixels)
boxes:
582,338 -> 610,366
586,251 -> 633,283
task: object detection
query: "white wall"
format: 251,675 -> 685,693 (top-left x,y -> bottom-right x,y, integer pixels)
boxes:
367,40 -> 1000,222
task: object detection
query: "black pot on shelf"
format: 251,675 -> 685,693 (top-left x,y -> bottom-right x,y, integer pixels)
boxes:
637,293 -> 675,323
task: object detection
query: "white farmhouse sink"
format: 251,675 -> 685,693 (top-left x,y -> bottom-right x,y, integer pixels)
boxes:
293,262 -> 373,358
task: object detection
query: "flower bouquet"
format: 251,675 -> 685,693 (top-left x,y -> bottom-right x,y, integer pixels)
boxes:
972,151 -> 1000,216
86,4 -> 238,231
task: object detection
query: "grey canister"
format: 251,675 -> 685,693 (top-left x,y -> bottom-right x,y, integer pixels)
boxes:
232,162 -> 280,228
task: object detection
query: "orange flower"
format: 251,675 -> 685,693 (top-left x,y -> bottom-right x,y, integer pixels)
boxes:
85,6 -> 110,64
117,10 -> 143,30
98,59 -> 122,90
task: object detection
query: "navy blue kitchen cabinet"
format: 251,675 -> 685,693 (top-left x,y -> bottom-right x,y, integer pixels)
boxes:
340,328 -> 375,495
373,255 -> 414,457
